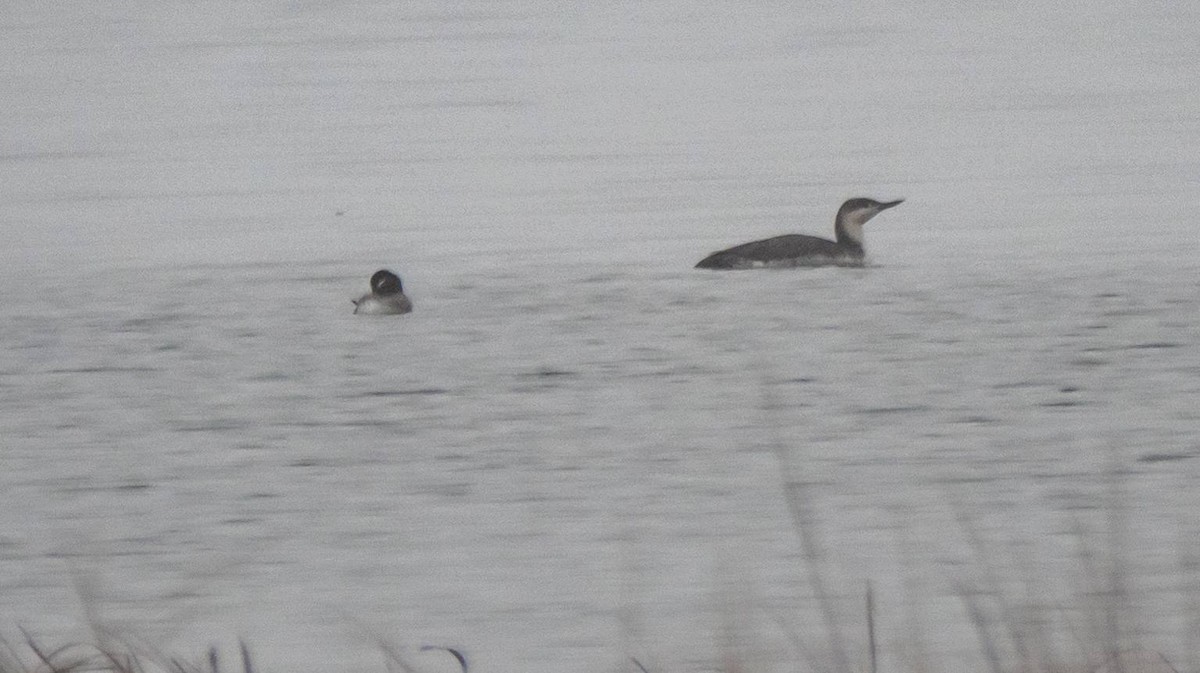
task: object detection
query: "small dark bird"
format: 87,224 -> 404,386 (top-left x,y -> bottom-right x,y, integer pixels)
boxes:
352,269 -> 413,315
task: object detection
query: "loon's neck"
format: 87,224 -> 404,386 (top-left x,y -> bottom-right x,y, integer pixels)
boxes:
834,219 -> 865,254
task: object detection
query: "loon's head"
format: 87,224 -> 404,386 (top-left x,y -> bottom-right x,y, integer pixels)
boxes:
838,198 -> 904,226
834,197 -> 904,246
369,269 -> 404,296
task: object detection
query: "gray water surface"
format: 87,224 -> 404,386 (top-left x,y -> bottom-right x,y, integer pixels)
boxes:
3,2 -> 1200,673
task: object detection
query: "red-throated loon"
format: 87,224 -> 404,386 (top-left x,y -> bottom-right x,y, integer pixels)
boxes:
694,197 -> 904,269
352,269 -> 413,315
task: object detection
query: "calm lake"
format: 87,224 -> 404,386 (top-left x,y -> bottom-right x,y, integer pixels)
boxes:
3,2 -> 1199,672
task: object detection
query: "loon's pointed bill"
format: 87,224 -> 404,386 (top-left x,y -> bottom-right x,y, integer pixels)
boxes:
695,197 -> 903,269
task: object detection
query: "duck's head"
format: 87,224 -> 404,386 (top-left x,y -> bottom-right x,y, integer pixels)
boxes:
369,269 -> 404,296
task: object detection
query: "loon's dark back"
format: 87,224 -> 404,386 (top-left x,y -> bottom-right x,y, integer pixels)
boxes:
695,234 -> 857,269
